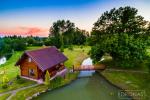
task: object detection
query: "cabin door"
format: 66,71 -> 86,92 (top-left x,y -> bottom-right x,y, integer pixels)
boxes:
28,68 -> 37,79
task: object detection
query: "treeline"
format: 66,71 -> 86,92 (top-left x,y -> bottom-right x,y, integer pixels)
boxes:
0,36 -> 46,58
0,20 -> 89,57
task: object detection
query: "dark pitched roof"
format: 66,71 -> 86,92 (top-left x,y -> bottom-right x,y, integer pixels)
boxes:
15,46 -> 68,71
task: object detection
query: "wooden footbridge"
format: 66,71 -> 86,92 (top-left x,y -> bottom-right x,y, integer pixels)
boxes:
73,64 -> 106,71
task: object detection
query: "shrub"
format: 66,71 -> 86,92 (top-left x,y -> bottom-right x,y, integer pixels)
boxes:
60,46 -> 64,52
80,46 -> 83,49
50,76 -> 63,88
16,78 -> 25,84
1,83 -> 8,89
68,45 -> 73,51
44,70 -> 50,86
2,75 -> 9,83
16,75 -> 21,80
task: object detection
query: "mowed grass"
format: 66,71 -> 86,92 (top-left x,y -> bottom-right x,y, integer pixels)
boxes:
64,46 -> 90,68
11,84 -> 48,100
101,71 -> 150,100
0,52 -> 21,80
0,46 -> 42,93
0,93 -> 11,100
0,46 -> 41,80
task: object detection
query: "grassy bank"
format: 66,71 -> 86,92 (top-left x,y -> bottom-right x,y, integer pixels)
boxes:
0,93 -> 11,100
99,47 -> 150,100
11,85 -> 48,100
101,70 -> 150,100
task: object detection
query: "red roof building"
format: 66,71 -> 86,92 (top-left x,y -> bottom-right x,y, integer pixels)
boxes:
15,46 -> 68,83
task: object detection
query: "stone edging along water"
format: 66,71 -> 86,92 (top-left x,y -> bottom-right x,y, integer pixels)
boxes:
27,74 -> 79,100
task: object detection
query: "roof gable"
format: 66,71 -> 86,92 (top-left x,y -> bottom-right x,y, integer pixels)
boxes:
15,46 -> 68,71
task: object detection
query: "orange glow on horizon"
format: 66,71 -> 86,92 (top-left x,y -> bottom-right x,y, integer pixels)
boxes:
0,26 -> 49,37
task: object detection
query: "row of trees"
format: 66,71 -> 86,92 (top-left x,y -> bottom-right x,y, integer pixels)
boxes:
0,36 -> 26,58
0,36 -> 46,58
89,6 -> 150,68
48,20 -> 89,51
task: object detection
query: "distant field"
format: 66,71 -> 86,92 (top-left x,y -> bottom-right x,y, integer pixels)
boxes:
64,46 -> 90,68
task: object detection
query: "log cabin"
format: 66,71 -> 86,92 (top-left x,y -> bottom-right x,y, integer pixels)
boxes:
15,46 -> 68,83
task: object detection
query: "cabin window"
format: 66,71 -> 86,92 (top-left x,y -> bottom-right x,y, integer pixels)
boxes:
29,69 -> 35,76
28,58 -> 32,62
56,65 -> 59,69
60,63 -> 64,66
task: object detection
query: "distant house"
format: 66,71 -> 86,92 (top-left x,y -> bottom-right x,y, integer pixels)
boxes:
15,46 -> 68,83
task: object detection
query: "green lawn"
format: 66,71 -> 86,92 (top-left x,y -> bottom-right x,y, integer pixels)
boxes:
0,46 -> 41,80
64,46 -> 90,68
0,93 -> 11,100
11,85 -> 48,100
0,46 -> 41,93
101,71 -> 150,100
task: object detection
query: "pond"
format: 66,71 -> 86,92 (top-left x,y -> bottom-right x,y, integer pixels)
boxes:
34,58 -> 131,100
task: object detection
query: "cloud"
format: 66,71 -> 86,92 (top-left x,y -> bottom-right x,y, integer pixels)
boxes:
0,26 -> 49,37
19,26 -> 48,36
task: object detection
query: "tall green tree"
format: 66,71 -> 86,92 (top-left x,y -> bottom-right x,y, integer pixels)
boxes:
92,6 -> 147,36
90,6 -> 149,68
49,20 -> 88,48
49,20 -> 75,49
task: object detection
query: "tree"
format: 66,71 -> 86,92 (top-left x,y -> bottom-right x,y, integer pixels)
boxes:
72,28 -> 88,45
26,36 -> 35,45
49,20 -> 88,48
44,70 -> 50,86
90,6 -> 148,68
49,20 -> 75,49
0,38 -> 12,58
92,6 -> 147,36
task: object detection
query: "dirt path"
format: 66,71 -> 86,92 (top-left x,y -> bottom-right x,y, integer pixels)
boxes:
0,84 -> 39,100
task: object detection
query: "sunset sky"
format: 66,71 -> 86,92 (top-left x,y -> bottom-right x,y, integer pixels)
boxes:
0,0 -> 150,37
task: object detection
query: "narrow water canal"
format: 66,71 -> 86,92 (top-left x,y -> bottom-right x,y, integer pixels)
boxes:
34,58 -> 131,100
